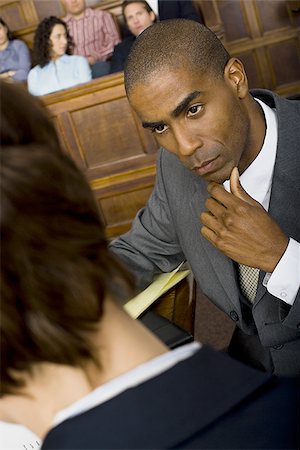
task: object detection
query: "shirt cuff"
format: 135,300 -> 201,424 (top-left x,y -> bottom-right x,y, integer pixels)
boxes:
263,238 -> 300,305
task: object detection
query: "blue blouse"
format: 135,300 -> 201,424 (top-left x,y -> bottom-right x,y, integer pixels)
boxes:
27,54 -> 92,96
0,39 -> 31,81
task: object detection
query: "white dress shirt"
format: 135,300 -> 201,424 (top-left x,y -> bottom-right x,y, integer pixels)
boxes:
224,98 -> 300,305
146,0 -> 159,16
53,341 -> 201,426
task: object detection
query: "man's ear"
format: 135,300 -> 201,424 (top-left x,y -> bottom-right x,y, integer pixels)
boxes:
224,57 -> 248,98
150,11 -> 156,23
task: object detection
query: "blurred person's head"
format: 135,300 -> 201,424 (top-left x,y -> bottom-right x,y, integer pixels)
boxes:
122,0 -> 156,37
33,16 -> 73,67
0,80 -> 168,443
0,142 -> 134,397
0,17 -> 13,50
62,0 -> 86,18
0,80 -> 61,152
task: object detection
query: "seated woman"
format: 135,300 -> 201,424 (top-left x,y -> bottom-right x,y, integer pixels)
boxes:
27,16 -> 91,96
0,17 -> 31,82
0,81 -> 298,450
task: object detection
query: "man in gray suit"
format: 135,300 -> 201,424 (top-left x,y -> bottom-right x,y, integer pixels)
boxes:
110,19 -> 300,376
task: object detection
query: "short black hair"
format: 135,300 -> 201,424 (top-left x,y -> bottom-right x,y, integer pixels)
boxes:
125,19 -> 230,95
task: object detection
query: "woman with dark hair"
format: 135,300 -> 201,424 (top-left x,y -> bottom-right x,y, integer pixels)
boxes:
0,79 -> 61,152
27,16 -> 91,96
0,81 -> 299,450
0,17 -> 31,82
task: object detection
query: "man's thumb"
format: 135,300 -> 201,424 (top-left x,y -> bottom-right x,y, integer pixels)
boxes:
230,167 -> 254,204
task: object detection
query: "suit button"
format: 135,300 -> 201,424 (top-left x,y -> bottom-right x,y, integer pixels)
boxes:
230,310 -> 239,321
297,324 -> 300,330
273,344 -> 284,350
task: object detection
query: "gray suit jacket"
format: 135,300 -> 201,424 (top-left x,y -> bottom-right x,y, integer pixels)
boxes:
111,90 -> 300,375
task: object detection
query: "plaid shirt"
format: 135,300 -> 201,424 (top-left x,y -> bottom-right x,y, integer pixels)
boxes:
63,8 -> 120,62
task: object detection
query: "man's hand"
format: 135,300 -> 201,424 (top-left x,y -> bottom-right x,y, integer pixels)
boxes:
87,56 -> 96,65
200,167 -> 289,272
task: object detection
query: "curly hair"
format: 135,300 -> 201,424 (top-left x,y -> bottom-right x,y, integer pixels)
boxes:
0,17 -> 14,41
32,16 -> 73,68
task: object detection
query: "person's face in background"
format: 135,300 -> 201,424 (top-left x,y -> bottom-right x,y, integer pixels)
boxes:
0,22 -> 9,50
124,3 -> 156,37
49,24 -> 68,60
63,0 -> 86,17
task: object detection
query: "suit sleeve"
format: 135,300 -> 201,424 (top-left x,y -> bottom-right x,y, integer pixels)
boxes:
110,44 -> 126,73
110,150 -> 185,289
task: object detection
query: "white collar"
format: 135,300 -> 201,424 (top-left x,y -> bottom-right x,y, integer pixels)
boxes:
53,341 -> 201,427
224,98 -> 278,209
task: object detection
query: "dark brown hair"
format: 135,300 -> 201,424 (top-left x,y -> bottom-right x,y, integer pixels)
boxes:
0,81 -> 61,152
0,84 -> 135,396
0,145 -> 134,396
0,17 -> 14,41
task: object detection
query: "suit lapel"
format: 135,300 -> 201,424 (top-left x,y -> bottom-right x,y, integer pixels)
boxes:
190,180 -> 241,311
255,92 -> 300,303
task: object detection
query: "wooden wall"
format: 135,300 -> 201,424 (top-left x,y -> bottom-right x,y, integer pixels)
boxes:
1,0 -> 300,96
41,73 -> 159,239
206,0 -> 300,97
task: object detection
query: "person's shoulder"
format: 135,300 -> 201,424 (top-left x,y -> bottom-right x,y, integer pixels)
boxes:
28,64 -> 41,75
88,7 -> 108,18
251,88 -> 300,115
67,54 -> 88,64
116,36 -> 135,50
11,39 -> 28,49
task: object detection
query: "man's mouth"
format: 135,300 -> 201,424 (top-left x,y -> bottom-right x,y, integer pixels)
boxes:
193,156 -> 219,176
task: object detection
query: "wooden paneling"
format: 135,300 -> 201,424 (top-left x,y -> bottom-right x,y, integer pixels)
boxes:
43,74 -> 158,179
0,0 -> 38,29
5,0 -> 299,96
33,0 -> 63,21
197,0 -> 300,96
40,73 -> 159,239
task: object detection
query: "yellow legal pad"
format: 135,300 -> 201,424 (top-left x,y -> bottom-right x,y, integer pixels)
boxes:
124,264 -> 190,319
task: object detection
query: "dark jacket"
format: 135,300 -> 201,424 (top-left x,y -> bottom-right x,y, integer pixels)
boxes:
110,35 -> 135,73
42,345 -> 299,449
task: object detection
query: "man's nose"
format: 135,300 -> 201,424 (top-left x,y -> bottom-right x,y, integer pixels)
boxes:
173,127 -> 202,157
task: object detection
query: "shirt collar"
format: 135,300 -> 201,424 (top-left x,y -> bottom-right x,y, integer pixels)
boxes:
52,341 -> 201,427
224,98 -> 278,209
64,7 -> 91,22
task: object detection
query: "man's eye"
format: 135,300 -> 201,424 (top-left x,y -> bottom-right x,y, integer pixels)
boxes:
187,104 -> 202,117
152,124 -> 168,134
